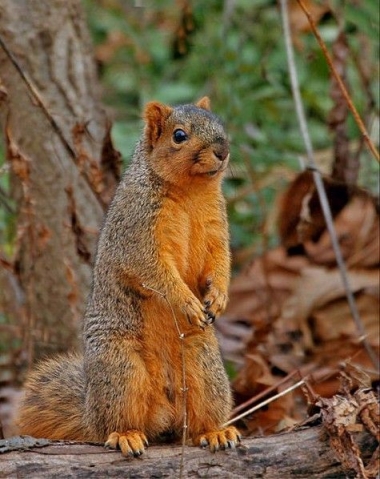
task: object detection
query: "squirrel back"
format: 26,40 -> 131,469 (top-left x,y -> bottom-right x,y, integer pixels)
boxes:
18,98 -> 241,456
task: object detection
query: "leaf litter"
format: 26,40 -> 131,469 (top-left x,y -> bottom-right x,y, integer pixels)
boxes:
217,171 -> 379,476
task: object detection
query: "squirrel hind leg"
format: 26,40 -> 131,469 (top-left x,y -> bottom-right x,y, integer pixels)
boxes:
105,430 -> 149,457
194,426 -> 241,453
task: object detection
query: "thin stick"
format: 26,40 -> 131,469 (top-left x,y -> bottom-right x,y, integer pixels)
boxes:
142,284 -> 187,479
295,0 -> 379,163
279,0 -> 379,372
223,380 -> 306,427
0,34 -> 104,206
230,370 -> 299,416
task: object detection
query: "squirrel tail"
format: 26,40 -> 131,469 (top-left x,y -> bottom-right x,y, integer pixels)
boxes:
17,353 -> 87,440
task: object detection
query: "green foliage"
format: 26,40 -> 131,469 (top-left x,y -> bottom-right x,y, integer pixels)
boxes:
83,0 -> 379,256
0,2 -> 377,258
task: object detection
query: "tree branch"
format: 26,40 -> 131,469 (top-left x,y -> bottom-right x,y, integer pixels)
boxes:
0,426 -> 376,479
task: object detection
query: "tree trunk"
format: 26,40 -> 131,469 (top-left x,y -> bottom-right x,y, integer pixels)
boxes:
0,426 -> 377,479
0,0 -> 119,370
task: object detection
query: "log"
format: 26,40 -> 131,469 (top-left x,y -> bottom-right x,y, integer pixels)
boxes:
0,426 -> 376,479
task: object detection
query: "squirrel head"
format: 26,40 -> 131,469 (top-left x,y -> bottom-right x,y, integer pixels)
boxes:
143,97 -> 229,187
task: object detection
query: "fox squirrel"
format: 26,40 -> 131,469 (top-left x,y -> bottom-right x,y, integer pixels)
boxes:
17,97 -> 241,456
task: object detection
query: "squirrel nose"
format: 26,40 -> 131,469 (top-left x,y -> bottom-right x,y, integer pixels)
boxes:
213,144 -> 229,162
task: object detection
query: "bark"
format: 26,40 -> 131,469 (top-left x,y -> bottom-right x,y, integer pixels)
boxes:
0,426 -> 377,479
0,0 -> 118,366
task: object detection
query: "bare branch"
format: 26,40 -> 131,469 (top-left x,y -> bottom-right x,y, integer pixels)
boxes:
223,379 -> 305,427
296,0 -> 379,163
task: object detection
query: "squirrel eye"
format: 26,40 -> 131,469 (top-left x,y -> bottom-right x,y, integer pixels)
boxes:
173,129 -> 188,144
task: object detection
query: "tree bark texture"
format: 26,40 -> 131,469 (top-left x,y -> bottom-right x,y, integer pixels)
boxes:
0,426 -> 377,479
0,0 -> 118,365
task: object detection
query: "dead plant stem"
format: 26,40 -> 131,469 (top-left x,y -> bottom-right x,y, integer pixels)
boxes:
295,0 -> 379,163
223,380 -> 306,427
230,370 -> 299,416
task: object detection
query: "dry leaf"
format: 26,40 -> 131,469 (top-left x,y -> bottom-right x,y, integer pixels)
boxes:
315,382 -> 380,478
282,267 -> 379,332
288,0 -> 330,49
219,172 -> 379,435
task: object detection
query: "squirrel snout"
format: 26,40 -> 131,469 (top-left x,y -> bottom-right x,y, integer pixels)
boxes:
213,144 -> 229,162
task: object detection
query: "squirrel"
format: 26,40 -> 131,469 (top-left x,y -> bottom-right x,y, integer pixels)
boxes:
17,97 -> 241,456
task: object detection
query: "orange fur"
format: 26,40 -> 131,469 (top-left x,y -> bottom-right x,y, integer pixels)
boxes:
17,98 -> 240,456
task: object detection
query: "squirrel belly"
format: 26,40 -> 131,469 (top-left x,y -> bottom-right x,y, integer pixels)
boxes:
17,97 -> 241,455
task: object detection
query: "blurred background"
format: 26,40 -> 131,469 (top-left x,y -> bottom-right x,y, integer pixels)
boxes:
0,0 -> 379,438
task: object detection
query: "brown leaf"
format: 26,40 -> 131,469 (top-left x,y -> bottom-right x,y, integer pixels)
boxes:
288,0 -> 330,49
311,292 -> 379,346
315,383 -> 380,478
304,192 -> 379,267
234,354 -> 276,397
220,171 -> 379,436
317,394 -> 367,476
278,171 -> 351,250
243,394 -> 297,435
355,389 -> 380,441
226,247 -> 308,323
281,267 -> 379,334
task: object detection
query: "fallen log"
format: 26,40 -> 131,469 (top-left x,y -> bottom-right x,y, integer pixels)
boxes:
0,425 -> 377,479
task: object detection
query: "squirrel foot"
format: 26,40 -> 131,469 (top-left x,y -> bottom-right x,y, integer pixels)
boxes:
105,430 -> 149,457
195,426 -> 241,453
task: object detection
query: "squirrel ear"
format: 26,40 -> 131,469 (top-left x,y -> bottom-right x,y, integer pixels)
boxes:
144,101 -> 173,148
195,96 -> 211,111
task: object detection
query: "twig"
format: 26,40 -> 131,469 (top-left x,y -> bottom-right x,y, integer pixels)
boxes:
142,284 -> 187,479
223,379 -> 306,427
0,34 -> 104,207
279,0 -> 379,373
295,0 -> 379,163
230,370 -> 300,417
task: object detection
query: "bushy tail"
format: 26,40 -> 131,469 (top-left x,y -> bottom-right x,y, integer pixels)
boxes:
17,353 -> 87,440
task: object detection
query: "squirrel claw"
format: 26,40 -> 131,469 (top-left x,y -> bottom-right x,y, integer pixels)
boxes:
227,439 -> 236,449
203,288 -> 228,319
105,430 -> 148,457
183,298 -> 211,329
186,312 -> 209,329
196,426 -> 241,453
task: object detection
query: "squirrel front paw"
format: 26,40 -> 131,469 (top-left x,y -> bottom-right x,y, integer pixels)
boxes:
195,426 -> 241,452
182,296 -> 210,329
203,286 -> 228,321
105,430 -> 149,457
